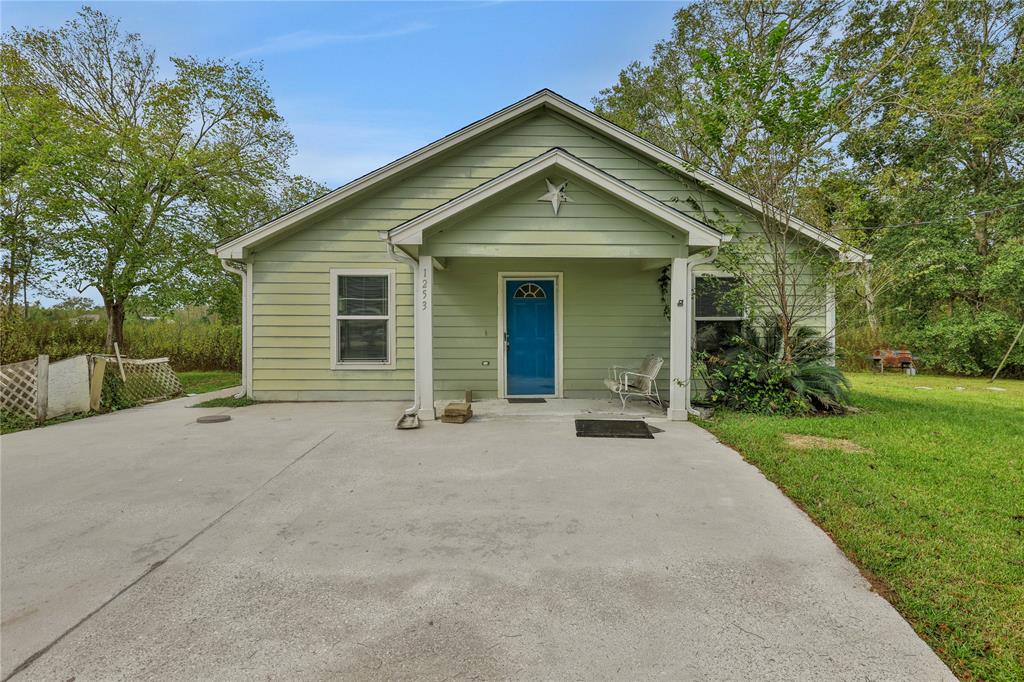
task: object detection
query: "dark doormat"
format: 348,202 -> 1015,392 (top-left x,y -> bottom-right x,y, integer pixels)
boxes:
575,419 -> 654,439
508,398 -> 547,403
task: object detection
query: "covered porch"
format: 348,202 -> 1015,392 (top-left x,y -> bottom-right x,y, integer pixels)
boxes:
384,148 -> 730,421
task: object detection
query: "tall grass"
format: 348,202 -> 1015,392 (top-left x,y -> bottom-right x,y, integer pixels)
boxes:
1,312 -> 240,371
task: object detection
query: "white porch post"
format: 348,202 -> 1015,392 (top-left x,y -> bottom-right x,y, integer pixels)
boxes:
415,255 -> 436,420
668,256 -> 691,421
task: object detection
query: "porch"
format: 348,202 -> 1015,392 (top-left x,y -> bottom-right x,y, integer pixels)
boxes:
434,396 -> 667,421
411,251 -> 721,422
385,148 -> 730,421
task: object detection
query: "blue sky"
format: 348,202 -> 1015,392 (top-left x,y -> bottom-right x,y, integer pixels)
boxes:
4,1 -> 680,188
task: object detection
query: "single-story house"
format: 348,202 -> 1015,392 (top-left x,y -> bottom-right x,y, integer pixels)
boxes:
213,90 -> 867,421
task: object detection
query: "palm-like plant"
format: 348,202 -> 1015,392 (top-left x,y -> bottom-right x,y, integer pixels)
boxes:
700,318 -> 851,414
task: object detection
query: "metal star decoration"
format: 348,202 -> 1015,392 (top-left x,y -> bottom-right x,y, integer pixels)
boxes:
537,179 -> 572,215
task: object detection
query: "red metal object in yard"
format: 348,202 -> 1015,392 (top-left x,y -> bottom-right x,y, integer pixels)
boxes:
872,348 -> 917,373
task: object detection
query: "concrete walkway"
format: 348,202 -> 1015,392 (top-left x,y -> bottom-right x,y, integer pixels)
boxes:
1,397 -> 954,680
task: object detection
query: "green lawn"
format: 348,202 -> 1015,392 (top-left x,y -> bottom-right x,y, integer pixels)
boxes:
189,395 -> 257,408
177,370 -> 241,395
698,372 -> 1023,681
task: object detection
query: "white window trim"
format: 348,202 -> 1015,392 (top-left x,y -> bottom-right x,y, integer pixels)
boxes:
693,274 -> 746,323
329,268 -> 397,370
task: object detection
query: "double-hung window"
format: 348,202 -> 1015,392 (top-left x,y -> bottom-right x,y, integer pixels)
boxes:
694,275 -> 744,355
330,269 -> 395,369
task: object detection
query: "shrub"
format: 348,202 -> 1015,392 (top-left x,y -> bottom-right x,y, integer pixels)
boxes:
122,319 -> 241,370
696,320 -> 851,415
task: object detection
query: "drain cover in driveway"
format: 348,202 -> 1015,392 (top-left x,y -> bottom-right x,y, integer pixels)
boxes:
575,419 -> 653,439
196,415 -> 231,424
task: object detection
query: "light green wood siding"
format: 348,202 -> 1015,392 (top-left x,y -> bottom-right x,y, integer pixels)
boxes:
249,107 -> 826,401
421,177 -> 686,259
433,258 -> 669,400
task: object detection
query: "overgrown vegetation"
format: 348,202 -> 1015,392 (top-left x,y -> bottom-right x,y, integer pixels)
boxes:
697,320 -> 850,414
0,304 -> 240,370
697,372 -> 1024,681
0,408 -> 35,433
0,365 -> 232,436
1,7 -> 326,351
596,0 -> 1024,378
0,409 -> 92,435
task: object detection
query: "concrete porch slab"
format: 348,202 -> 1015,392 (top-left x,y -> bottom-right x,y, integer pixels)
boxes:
434,397 -> 666,421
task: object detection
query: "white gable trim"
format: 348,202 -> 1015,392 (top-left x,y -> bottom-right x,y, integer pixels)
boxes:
386,148 -> 728,248
214,89 -> 866,261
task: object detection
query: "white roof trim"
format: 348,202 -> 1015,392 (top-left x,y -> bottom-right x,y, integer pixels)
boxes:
215,89 -> 866,261
386,148 -> 729,248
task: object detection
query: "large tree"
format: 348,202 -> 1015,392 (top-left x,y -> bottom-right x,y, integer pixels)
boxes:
0,43 -> 61,316
595,0 -> 921,361
4,6 -> 296,351
832,0 -> 1024,374
196,173 -> 329,324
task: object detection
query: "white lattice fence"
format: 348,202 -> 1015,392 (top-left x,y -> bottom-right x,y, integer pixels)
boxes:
100,356 -> 183,404
1,357 -> 42,422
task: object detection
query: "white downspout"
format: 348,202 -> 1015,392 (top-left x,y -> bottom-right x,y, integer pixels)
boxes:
382,236 -> 421,426
685,247 -> 720,417
219,258 -> 249,399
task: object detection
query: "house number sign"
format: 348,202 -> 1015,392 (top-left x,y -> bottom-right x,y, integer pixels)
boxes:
421,267 -> 429,310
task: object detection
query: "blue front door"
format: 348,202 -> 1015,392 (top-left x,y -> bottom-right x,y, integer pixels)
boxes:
505,279 -> 556,396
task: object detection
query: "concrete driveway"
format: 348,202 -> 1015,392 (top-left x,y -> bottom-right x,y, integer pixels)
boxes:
1,395 -> 954,680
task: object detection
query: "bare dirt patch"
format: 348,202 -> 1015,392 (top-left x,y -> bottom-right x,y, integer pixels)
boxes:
783,434 -> 867,454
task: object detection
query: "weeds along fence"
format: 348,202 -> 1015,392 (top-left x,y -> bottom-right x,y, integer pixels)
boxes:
1,353 -> 183,426
96,355 -> 183,407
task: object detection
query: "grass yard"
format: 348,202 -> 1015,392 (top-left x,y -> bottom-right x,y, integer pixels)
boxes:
177,370 -> 241,395
189,395 -> 257,408
698,372 -> 1023,681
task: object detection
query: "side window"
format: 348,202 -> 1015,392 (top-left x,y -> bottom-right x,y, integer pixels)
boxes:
331,270 -> 395,367
694,276 -> 744,354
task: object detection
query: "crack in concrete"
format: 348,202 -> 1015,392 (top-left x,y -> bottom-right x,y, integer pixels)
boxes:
3,430 -> 336,681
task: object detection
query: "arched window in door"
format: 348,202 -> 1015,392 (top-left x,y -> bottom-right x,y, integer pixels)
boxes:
513,282 -> 547,299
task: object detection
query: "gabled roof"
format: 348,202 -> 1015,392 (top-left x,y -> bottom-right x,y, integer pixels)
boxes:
214,89 -> 867,261
387,148 -> 728,248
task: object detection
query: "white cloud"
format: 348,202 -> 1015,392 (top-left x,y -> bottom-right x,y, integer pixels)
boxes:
234,22 -> 432,58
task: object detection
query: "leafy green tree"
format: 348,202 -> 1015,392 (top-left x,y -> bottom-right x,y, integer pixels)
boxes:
4,6 -> 296,351
595,0 -> 849,185
595,0 -> 921,362
198,173 -> 329,324
0,43 -> 61,316
832,0 -> 1024,373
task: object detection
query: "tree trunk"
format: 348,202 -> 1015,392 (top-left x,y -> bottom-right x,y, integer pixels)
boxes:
104,298 -> 126,353
22,244 -> 33,317
4,256 -> 15,313
862,267 -> 879,337
971,215 -> 989,257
